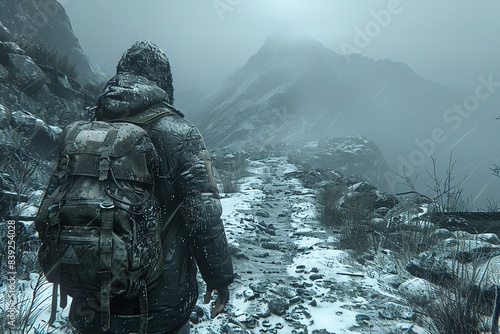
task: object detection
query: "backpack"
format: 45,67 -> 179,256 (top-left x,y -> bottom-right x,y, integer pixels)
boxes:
36,120 -> 164,333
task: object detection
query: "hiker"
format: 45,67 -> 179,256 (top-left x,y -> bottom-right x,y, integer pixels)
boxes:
35,40 -> 234,333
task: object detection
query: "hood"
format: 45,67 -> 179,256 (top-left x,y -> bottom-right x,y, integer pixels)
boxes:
95,40 -> 181,123
117,40 -> 174,104
95,72 -> 183,123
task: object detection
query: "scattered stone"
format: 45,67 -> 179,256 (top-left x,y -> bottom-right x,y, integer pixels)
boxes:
256,210 -> 270,217
355,314 -> 371,323
249,281 -> 270,294
379,302 -> 414,320
243,290 -> 256,301
291,281 -> 305,288
270,286 -> 297,298
308,299 -> 317,307
374,206 -> 390,217
256,304 -> 271,318
309,273 -> 323,281
477,233 -> 500,245
190,305 -> 205,324
234,252 -> 249,260
268,297 -> 289,316
398,278 -> 438,307
374,192 -> 399,209
240,316 -> 259,329
261,242 -> 280,250
431,228 -> 454,241
262,319 -> 272,327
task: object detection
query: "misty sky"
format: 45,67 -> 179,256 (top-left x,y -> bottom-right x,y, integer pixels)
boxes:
59,0 -> 499,97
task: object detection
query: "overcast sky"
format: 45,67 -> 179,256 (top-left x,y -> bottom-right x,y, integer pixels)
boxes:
59,0 -> 499,96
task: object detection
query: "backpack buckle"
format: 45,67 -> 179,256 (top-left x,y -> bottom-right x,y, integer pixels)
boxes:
99,202 -> 115,209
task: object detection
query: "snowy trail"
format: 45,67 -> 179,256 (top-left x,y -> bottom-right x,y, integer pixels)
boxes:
192,157 -> 411,334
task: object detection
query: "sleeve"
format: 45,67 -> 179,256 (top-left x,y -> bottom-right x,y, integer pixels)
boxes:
175,125 -> 234,289
34,157 -> 59,240
34,125 -> 69,240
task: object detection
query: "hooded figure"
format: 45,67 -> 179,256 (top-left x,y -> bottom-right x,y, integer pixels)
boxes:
67,41 -> 234,334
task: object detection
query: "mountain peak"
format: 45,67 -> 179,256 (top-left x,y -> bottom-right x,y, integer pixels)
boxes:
246,31 -> 333,73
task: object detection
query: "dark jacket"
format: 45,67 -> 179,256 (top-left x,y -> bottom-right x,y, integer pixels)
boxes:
44,43 -> 234,333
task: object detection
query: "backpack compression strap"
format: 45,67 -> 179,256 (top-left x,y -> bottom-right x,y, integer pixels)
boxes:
99,202 -> 114,332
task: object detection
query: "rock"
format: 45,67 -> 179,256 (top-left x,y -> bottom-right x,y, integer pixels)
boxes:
430,228 -> 454,241
384,274 -> 405,289
243,290 -> 256,301
477,233 -> 500,245
374,192 -> 399,209
255,210 -> 270,217
268,297 -> 289,316
371,217 -> 388,231
309,273 -> 323,281
240,316 -> 258,329
261,242 -> 280,250
234,252 -> 249,260
8,54 -> 48,94
374,206 -> 390,217
355,314 -> 371,324
256,304 -> 271,318
255,252 -> 270,258
297,288 -> 315,300
262,319 -> 272,327
308,299 -> 317,307
270,286 -> 297,298
10,110 -> 59,157
189,305 -> 205,324
249,281 -> 270,294
0,103 -> 10,128
0,22 -> 14,42
406,251 -> 456,286
0,63 -> 9,82
379,302 -> 413,320
349,182 -> 377,193
398,278 -> 438,307
0,41 -> 24,55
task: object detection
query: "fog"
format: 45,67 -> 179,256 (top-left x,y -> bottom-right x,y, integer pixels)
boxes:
60,0 -> 500,95
59,0 -> 500,208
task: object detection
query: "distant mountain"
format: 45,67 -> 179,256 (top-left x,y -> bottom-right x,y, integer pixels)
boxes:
197,32 -> 465,155
197,32 -> 500,204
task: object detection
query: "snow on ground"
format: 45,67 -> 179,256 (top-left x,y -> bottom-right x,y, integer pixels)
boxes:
2,156 -> 427,333
193,157 -> 415,333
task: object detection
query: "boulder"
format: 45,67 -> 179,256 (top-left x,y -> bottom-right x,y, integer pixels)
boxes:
8,53 -> 48,94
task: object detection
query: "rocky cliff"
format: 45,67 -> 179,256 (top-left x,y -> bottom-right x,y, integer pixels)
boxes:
0,0 -> 107,205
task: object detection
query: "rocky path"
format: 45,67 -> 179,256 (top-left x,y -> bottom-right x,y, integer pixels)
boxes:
192,157 -> 427,334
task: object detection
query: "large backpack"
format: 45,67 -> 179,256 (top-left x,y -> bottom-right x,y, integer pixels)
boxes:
37,120 -> 164,333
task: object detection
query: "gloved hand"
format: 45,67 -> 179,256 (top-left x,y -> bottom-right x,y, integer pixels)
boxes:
204,285 -> 229,319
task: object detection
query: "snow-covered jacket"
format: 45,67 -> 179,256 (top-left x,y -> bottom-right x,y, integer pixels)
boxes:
67,43 -> 233,333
